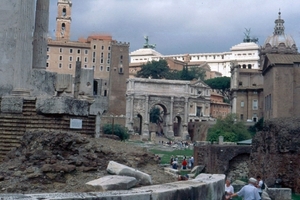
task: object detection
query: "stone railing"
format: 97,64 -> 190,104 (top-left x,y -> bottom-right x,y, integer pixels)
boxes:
0,174 -> 225,200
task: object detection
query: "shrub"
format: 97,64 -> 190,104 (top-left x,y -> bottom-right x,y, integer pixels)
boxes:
102,123 -> 129,141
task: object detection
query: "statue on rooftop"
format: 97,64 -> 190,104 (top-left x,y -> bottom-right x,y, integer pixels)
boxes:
243,28 -> 259,43
143,36 -> 156,49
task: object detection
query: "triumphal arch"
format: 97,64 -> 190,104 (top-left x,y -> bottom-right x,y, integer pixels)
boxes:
126,78 -> 211,139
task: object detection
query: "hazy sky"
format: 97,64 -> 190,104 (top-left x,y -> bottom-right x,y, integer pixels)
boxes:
49,0 -> 300,55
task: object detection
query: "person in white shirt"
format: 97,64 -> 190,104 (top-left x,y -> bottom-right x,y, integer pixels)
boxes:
256,176 -> 263,197
225,179 -> 234,199
230,177 -> 261,200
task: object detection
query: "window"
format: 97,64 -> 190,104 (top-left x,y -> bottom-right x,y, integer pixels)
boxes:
100,66 -> 103,71
108,46 -> 111,50
108,53 -> 111,59
77,57 -> 80,61
62,8 -> 66,16
101,52 -> 104,58
104,90 -> 107,96
69,56 -> 73,61
47,47 -> 49,52
77,49 -> 81,54
59,55 -> 63,61
93,45 -> 96,50
101,59 -> 103,64
69,64 -> 72,69
69,49 -> 73,54
47,55 -> 49,60
58,63 -> 62,68
84,57 -> 88,63
120,55 -> 123,59
106,66 -> 110,71
196,107 -> 202,117
101,46 -> 104,50
93,52 -> 96,57
240,114 -> 244,120
119,67 -> 123,73
59,48 -> 63,53
85,49 -> 88,54
241,101 -> 244,107
107,59 -> 110,64
239,81 -> 242,86
46,63 -> 49,67
252,99 -> 258,110
84,65 -> 87,68
93,58 -> 95,63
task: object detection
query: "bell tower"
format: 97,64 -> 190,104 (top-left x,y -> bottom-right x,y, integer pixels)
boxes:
56,0 -> 72,41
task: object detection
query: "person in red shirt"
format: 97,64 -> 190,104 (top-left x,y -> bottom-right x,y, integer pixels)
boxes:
182,158 -> 188,170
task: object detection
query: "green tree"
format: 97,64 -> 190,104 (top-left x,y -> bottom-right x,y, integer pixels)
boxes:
207,114 -> 251,142
204,77 -> 231,101
137,59 -> 170,79
166,66 -> 206,81
102,124 -> 129,141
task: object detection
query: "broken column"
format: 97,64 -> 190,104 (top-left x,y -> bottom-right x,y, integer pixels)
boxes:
11,0 -> 35,96
32,0 -> 50,70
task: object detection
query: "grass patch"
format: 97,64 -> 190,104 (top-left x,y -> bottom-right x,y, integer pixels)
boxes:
293,193 -> 300,200
149,148 -> 193,165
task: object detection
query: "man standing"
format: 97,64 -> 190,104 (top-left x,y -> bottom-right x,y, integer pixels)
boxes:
230,177 -> 261,200
256,176 -> 264,197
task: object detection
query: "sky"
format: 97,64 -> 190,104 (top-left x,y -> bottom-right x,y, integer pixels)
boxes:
49,0 -> 300,55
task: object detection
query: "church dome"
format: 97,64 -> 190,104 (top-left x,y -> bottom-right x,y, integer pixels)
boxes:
262,12 -> 298,54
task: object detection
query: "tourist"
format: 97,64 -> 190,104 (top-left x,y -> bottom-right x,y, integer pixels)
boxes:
182,158 -> 187,170
178,174 -> 189,181
172,159 -> 178,169
190,156 -> 194,169
256,176 -> 264,197
170,156 -> 174,166
230,177 -> 261,200
224,179 -> 234,200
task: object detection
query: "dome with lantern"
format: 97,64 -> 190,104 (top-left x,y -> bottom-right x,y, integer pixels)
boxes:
261,12 -> 298,54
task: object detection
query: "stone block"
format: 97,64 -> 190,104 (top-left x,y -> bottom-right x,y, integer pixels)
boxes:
0,96 -> 23,113
267,188 -> 292,200
191,165 -> 205,175
85,175 -> 137,191
107,161 -> 152,185
55,73 -> 73,94
36,97 -> 89,116
30,69 -> 57,96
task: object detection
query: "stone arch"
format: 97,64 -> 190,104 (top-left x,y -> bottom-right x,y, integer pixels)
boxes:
149,102 -> 168,135
226,153 -> 250,180
173,115 -> 182,137
135,113 -> 143,135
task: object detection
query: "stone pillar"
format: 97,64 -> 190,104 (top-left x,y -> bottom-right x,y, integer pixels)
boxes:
166,96 -> 174,138
95,112 -> 101,138
182,97 -> 189,139
32,0 -> 50,69
128,95 -> 134,134
11,0 -> 35,96
142,95 -> 149,139
74,61 -> 81,99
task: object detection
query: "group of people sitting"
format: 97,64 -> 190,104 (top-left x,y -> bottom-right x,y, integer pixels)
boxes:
224,176 -> 265,200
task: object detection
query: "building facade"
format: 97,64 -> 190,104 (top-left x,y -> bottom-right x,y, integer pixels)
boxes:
210,91 -> 231,119
129,38 -> 260,78
46,0 -> 130,116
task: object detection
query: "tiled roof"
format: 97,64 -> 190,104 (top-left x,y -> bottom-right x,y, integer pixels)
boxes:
266,54 -> 300,64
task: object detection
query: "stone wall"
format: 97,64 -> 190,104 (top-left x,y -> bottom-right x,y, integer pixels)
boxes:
194,144 -> 251,178
249,117 -> 300,193
0,98 -> 95,162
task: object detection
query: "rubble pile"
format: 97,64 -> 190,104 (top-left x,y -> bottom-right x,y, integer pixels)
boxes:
0,130 -> 175,193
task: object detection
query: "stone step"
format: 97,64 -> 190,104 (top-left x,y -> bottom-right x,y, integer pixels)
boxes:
0,142 -> 20,148
0,135 -> 22,140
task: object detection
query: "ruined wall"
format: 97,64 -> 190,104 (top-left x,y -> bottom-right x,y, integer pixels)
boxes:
249,117 -> 300,193
194,144 -> 251,178
0,99 -> 95,162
